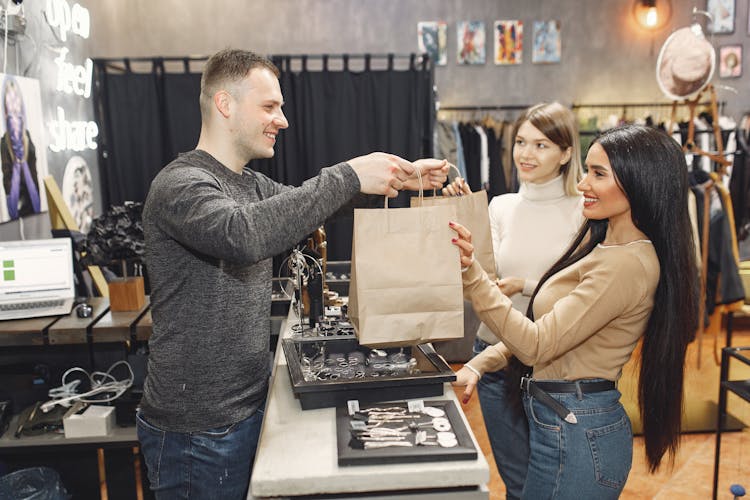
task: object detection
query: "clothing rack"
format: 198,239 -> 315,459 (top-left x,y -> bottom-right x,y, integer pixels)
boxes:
439,104 -> 532,111
572,101 -> 725,109
574,100 -> 726,126
437,104 -> 531,123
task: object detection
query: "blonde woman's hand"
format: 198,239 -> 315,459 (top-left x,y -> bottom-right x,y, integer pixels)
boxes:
441,176 -> 471,197
451,366 -> 480,404
496,277 -> 524,296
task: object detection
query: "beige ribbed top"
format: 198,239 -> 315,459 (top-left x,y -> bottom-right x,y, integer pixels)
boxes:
464,240 -> 659,381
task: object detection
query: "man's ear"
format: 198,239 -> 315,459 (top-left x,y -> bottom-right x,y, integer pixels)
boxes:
214,90 -> 232,119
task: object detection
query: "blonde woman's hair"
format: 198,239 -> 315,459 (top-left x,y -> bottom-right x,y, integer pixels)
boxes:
511,102 -> 582,196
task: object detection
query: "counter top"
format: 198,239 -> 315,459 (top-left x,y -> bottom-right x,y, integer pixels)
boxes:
249,310 -> 489,499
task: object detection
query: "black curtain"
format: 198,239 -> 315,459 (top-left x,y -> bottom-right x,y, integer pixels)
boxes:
93,54 -> 435,260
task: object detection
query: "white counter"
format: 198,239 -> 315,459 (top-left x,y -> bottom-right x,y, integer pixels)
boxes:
249,311 -> 490,499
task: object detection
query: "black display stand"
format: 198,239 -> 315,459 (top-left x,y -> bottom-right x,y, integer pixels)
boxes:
335,400 -> 477,466
282,339 -> 456,410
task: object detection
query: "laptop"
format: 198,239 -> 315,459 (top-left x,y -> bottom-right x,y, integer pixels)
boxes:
0,238 -> 76,320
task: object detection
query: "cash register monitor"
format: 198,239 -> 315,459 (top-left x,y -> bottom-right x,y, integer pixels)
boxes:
0,238 -> 75,320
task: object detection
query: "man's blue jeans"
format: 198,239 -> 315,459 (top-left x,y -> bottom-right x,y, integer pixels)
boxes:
137,405 -> 264,500
474,338 -> 529,500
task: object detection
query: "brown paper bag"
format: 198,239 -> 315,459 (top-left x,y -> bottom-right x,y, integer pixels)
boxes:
348,201 -> 464,347
412,189 -> 496,280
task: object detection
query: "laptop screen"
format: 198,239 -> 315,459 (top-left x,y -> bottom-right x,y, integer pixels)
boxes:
0,238 -> 74,302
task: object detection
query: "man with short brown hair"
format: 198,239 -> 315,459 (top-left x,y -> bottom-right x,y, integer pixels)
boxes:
138,48 -> 446,499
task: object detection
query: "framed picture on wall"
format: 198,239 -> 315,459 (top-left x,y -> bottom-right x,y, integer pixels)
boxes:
417,21 -> 447,66
707,0 -> 735,34
532,20 -> 561,63
494,20 -> 523,65
0,74 -> 49,223
719,44 -> 742,77
457,21 -> 486,65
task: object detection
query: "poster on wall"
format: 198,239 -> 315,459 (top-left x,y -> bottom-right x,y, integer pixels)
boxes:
707,0 -> 735,34
0,74 -> 49,223
494,20 -> 523,65
418,21 -> 447,66
719,45 -> 742,77
457,21 -> 486,65
532,20 -> 561,64
61,155 -> 94,233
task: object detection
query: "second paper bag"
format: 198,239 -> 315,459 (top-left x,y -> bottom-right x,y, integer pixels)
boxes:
349,203 -> 464,347
412,190 -> 496,280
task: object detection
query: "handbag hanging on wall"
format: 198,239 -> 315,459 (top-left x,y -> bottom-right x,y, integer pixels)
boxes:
349,187 -> 464,347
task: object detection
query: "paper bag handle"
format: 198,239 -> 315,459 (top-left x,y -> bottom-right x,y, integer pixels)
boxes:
385,161 -> 424,208
430,162 -> 461,199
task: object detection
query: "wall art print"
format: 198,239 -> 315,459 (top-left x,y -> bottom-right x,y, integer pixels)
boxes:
532,20 -> 561,64
418,21 -> 448,66
707,0 -> 735,34
457,21 -> 486,65
61,155 -> 94,233
0,74 -> 49,223
719,44 -> 742,77
494,20 -> 523,65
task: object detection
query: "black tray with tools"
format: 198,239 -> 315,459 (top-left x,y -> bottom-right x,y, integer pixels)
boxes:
281,335 -> 456,410
335,399 -> 477,466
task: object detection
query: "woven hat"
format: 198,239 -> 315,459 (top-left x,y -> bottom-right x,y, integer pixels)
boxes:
656,24 -> 715,100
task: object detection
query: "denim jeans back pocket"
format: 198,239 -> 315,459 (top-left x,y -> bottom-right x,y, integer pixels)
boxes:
585,414 -> 633,489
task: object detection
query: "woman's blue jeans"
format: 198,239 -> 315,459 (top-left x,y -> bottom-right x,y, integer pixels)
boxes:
521,385 -> 632,499
136,405 -> 264,500
474,338 -> 529,500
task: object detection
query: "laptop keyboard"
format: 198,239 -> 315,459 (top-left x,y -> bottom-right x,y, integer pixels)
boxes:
0,299 -> 64,311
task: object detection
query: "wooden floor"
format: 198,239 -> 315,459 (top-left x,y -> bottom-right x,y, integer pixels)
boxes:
451,326 -> 750,499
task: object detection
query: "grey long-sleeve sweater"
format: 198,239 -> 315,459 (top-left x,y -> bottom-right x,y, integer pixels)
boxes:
141,149 -> 360,432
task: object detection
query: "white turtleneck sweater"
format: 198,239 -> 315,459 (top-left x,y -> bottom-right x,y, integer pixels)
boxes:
476,174 -> 583,345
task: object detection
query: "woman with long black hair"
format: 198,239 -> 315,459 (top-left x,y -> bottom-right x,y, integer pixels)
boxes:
451,124 -> 698,498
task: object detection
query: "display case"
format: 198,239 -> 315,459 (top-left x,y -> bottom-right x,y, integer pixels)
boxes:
282,335 -> 456,410
335,399 -> 478,466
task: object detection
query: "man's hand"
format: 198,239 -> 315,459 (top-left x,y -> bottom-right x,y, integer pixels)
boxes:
348,152 -> 413,198
451,366 -> 480,404
402,159 -> 449,191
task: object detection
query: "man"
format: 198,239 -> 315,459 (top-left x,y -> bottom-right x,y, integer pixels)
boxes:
138,48 -> 447,499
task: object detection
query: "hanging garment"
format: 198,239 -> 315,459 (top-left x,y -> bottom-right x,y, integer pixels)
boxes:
692,171 -> 745,320
474,125 -> 489,190
460,123 -> 482,192
731,123 -> 750,241
436,120 -> 459,172
486,126 -> 506,198
452,121 -> 468,179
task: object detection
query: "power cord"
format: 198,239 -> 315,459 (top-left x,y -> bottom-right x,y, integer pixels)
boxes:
40,360 -> 134,413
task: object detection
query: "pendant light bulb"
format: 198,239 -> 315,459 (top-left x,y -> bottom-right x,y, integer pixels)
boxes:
633,0 -> 671,31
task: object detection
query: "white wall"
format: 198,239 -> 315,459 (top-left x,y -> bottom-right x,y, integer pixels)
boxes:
86,0 -> 749,113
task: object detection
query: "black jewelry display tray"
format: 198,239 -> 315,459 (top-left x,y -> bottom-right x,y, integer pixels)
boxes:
281,338 -> 456,410
335,400 -> 477,466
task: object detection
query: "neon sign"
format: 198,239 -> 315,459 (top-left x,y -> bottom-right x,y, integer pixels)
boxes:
45,0 -> 90,42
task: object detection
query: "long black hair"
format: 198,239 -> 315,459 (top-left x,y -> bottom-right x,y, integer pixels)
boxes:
515,125 -> 698,471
